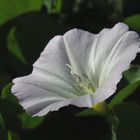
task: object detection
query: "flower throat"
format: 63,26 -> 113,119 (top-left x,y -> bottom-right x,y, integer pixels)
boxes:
66,64 -> 95,94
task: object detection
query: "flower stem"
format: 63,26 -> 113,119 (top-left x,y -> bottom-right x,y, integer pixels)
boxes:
92,101 -> 109,116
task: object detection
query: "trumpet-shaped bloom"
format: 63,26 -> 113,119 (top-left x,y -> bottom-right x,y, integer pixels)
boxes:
12,23 -> 140,116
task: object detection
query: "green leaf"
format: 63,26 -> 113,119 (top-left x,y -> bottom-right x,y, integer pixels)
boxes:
43,0 -> 62,13
109,80 -> 140,109
7,28 -> 27,64
6,27 -> 30,75
43,0 -> 52,13
0,114 -> 7,140
54,0 -> 62,12
113,103 -> 140,140
0,83 -> 23,119
0,72 -> 12,90
18,113 -> 44,129
1,82 -> 19,104
0,0 -> 42,25
124,65 -> 140,83
1,83 -> 12,100
124,14 -> 140,32
106,113 -> 119,140
8,131 -> 12,140
8,131 -> 21,140
15,13 -> 70,65
76,108 -> 100,117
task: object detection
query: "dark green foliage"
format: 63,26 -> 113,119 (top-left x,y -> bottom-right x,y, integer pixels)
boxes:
0,0 -> 140,140
113,103 -> 140,140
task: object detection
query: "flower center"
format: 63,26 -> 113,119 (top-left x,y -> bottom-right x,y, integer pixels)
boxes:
66,64 -> 95,94
78,81 -> 94,94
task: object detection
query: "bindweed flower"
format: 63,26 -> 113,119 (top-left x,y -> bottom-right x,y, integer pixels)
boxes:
12,23 -> 140,116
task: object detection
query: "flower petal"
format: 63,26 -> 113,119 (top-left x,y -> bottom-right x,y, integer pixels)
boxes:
32,94 -> 93,116
33,35 -> 74,86
12,36 -> 82,116
64,23 -> 140,107
63,29 -> 97,82
88,23 -> 129,88
91,23 -> 140,104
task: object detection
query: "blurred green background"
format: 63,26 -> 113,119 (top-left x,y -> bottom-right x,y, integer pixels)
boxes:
0,0 -> 140,140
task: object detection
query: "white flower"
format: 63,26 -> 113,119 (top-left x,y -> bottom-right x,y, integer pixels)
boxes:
12,23 -> 140,116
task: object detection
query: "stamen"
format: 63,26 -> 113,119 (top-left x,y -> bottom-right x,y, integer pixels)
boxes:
66,64 -> 95,94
